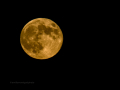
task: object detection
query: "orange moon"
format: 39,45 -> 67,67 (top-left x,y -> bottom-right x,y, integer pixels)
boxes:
20,18 -> 63,60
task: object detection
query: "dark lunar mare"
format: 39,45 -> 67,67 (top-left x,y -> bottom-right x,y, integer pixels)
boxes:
38,24 -> 53,36
25,25 -> 36,38
51,23 -> 56,27
31,41 -> 44,53
44,26 -> 53,35
37,24 -> 60,40
53,28 -> 59,35
52,36 -> 56,40
21,25 -> 44,53
38,24 -> 57,40
21,37 -> 32,50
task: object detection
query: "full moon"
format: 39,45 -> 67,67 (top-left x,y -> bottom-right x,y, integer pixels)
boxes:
20,18 -> 63,60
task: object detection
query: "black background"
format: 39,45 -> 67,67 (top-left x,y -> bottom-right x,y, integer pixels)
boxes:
9,2 -> 70,85
8,1 -> 112,87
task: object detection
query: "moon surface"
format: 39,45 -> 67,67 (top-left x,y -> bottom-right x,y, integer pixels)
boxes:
20,18 -> 63,60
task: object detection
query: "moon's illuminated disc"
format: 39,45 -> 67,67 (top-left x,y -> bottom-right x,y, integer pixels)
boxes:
20,18 -> 63,60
